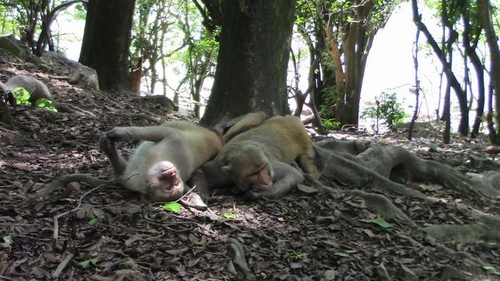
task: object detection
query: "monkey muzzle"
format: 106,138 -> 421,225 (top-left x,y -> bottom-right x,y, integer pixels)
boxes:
158,167 -> 182,191
147,161 -> 183,194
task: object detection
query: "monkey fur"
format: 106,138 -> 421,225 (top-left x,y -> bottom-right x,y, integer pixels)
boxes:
194,114 -> 323,200
99,121 -> 223,202
222,111 -> 267,142
1,75 -> 52,105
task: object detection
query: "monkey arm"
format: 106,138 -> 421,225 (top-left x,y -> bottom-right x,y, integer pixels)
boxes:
190,161 -> 232,201
223,111 -> 267,142
99,135 -> 127,175
245,161 -> 304,200
106,126 -> 181,142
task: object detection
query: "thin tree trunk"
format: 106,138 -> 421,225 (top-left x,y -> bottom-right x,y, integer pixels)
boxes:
477,0 -> 500,144
411,0 -> 469,136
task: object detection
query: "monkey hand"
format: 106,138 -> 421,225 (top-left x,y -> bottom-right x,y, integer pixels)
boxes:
105,127 -> 128,141
98,134 -> 116,153
244,189 -> 263,200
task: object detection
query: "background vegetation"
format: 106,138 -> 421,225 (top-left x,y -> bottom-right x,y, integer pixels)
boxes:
0,0 -> 499,143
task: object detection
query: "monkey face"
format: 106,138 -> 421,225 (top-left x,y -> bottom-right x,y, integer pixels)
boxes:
222,146 -> 274,193
146,161 -> 185,202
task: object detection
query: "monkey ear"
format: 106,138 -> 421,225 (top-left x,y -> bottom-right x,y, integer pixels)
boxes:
221,165 -> 232,175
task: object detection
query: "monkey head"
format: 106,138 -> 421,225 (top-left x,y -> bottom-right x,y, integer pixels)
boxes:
221,144 -> 274,193
146,161 -> 185,202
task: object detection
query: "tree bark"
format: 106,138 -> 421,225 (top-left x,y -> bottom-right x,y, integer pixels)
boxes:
477,0 -> 500,144
200,0 -> 296,126
324,0 -> 376,126
411,0 -> 469,136
79,0 -> 135,92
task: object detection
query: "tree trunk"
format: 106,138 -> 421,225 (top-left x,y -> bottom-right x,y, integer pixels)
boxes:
477,0 -> 500,144
324,0 -> 375,126
79,0 -> 135,92
412,0 -> 469,136
200,0 -> 296,126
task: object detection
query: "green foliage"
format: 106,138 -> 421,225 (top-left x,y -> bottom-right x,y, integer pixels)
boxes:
12,87 -> 57,112
290,250 -> 308,260
0,6 -> 17,34
88,218 -> 99,225
11,87 -> 31,105
483,265 -> 500,276
71,3 -> 87,21
223,211 -> 235,219
319,83 -> 340,130
35,98 -> 57,112
162,202 -> 182,213
322,119 -> 341,130
3,234 -> 13,245
359,218 -> 392,228
360,92 -> 407,130
334,252 -> 349,258
79,257 -> 99,268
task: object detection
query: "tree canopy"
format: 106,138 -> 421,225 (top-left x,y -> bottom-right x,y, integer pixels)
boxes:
1,1 -> 500,280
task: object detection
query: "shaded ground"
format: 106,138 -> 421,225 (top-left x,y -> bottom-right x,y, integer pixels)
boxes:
1,54 -> 499,280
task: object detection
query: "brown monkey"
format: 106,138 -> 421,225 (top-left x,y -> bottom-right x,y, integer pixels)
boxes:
194,115 -> 322,200
2,75 -> 52,105
99,121 -> 223,202
222,111 -> 267,142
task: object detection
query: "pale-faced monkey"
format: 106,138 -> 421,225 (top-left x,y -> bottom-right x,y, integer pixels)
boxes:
194,115 -> 323,200
99,121 -> 223,202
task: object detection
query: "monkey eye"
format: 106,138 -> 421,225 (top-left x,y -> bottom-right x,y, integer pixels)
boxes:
248,163 -> 267,177
249,170 -> 260,176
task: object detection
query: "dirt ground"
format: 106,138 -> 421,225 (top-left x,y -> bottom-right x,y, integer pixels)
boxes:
0,53 -> 499,281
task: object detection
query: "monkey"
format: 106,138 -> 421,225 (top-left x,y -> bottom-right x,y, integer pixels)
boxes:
1,75 -> 93,115
193,115 -> 323,200
221,111 -> 267,142
99,121 -> 224,202
0,83 -> 16,106
1,75 -> 52,105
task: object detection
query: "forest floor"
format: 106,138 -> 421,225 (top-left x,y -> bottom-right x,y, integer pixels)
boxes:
0,53 -> 499,281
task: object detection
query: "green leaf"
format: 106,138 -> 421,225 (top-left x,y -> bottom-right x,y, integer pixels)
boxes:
3,235 -> 13,244
12,87 -> 31,105
483,266 -> 500,275
35,98 -> 57,112
79,257 -> 99,268
291,250 -> 308,260
162,202 -> 182,213
88,218 -> 99,225
360,218 -> 392,228
334,252 -> 348,258
429,143 -> 439,152
223,212 -> 235,219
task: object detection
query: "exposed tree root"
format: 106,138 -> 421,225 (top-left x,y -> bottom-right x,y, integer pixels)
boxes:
227,238 -> 256,281
37,173 -> 108,196
54,101 -> 95,116
314,138 -> 500,271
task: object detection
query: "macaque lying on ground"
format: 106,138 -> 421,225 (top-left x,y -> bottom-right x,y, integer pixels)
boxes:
195,114 -> 323,200
99,121 -> 223,202
0,75 -> 52,105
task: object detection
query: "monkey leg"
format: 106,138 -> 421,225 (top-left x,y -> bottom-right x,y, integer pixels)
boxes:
246,162 -> 303,200
105,126 -> 182,143
99,135 -> 127,176
296,147 -> 323,179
